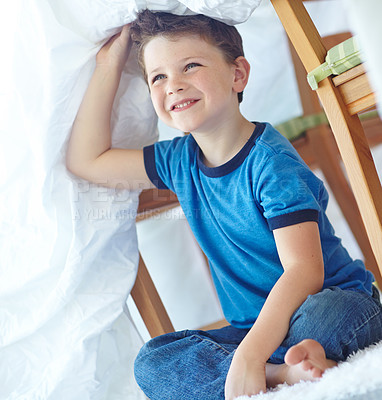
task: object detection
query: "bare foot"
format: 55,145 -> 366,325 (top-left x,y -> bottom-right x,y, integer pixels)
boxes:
283,339 -> 337,385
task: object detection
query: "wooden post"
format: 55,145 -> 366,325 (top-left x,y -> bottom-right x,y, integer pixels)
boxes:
131,254 -> 174,338
271,0 -> 382,275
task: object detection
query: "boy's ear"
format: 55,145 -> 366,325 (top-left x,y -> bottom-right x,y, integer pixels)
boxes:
232,56 -> 250,94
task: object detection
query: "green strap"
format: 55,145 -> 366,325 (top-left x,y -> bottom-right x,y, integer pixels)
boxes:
275,112 -> 328,141
307,36 -> 363,90
276,110 -> 378,142
307,62 -> 333,91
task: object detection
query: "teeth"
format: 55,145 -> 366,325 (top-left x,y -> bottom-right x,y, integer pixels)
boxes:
174,100 -> 193,109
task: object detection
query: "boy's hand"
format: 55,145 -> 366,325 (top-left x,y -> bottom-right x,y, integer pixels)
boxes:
225,350 -> 266,400
96,25 -> 132,74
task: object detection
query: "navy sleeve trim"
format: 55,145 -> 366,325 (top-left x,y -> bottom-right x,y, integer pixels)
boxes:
267,209 -> 319,230
143,145 -> 169,190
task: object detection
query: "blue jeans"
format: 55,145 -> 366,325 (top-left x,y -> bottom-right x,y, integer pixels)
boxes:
134,286 -> 382,400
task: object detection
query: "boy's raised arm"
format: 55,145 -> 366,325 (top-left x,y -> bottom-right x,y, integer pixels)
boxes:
66,25 -> 154,191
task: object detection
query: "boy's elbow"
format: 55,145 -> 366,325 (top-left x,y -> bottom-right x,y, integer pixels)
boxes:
311,264 -> 325,293
66,152 -> 88,180
65,153 -> 79,176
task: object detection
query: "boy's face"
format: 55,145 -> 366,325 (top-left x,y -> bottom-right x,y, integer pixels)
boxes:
143,34 -> 241,134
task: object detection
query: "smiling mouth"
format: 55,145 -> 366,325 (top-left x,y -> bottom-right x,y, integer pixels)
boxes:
171,100 -> 197,111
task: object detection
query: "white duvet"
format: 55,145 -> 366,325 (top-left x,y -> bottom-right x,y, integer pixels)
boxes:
0,1 -> 260,399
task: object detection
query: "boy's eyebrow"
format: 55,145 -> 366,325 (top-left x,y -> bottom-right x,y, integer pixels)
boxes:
147,56 -> 208,76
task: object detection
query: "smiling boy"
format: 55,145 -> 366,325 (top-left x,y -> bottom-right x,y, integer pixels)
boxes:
66,10 -> 382,400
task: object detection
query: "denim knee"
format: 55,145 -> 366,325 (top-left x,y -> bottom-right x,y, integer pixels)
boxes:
134,338 -> 156,392
134,330 -> 188,398
134,329 -> 234,400
285,286 -> 382,361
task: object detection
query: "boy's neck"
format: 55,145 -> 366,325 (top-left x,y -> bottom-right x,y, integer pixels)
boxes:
192,115 -> 255,168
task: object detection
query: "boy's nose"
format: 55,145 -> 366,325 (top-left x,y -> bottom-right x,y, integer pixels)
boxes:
167,77 -> 184,95
167,86 -> 184,95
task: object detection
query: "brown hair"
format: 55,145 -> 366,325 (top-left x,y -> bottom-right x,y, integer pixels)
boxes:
130,10 -> 245,103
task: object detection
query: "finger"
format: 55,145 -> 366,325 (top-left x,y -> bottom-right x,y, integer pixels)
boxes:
101,32 -> 120,52
121,24 -> 131,36
121,27 -> 132,48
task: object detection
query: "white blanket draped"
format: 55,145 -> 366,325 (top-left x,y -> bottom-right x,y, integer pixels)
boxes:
0,1 -> 260,399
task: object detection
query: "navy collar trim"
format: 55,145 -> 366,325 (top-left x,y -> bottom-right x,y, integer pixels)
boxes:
197,122 -> 265,178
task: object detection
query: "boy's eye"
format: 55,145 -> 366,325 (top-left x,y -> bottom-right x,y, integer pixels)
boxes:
185,63 -> 201,71
152,74 -> 166,84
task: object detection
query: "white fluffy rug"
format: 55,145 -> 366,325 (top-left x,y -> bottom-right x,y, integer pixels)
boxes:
236,340 -> 382,400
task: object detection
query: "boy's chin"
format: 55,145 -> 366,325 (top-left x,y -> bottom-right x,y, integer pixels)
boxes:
162,120 -> 194,134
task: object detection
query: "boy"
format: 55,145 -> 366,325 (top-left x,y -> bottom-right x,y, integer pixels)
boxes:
66,10 -> 382,400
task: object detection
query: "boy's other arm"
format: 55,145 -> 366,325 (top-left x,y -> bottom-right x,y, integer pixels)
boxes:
225,221 -> 325,399
66,26 -> 154,191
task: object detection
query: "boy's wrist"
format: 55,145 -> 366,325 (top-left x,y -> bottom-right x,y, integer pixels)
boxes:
235,341 -> 268,365
236,332 -> 277,365
95,63 -> 124,79
92,64 -> 124,96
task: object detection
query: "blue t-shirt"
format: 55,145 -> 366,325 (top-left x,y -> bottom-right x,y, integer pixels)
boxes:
143,122 -> 374,329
